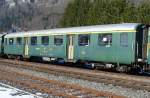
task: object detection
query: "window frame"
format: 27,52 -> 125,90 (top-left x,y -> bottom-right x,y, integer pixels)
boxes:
41,36 -> 49,45
31,37 -> 37,45
16,37 -> 22,45
78,34 -> 90,46
98,33 -> 112,47
9,38 -> 14,45
54,35 -> 63,46
120,33 -> 128,47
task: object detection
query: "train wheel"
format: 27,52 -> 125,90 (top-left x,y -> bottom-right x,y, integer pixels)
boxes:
84,62 -> 96,69
116,66 -> 128,73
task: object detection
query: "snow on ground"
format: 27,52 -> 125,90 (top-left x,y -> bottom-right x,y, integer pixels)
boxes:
0,83 -> 41,98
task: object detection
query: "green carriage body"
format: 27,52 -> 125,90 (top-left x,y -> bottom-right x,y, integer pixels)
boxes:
73,32 -> 135,64
4,38 -> 24,56
28,36 -> 67,59
4,23 -> 148,65
4,30 -> 69,60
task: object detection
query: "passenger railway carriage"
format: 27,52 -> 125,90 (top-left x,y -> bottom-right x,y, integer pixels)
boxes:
2,23 -> 150,72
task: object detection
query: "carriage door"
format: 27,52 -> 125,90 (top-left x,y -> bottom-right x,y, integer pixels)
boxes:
24,37 -> 29,56
136,26 -> 148,61
142,26 -> 148,60
67,35 -> 74,60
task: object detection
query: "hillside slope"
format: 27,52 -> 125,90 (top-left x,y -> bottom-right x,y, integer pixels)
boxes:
0,0 -> 147,32
0,0 -> 71,32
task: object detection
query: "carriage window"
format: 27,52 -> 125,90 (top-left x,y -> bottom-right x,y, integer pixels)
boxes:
42,36 -> 49,45
5,38 -> 7,45
16,37 -> 22,45
98,33 -> 112,47
78,34 -> 90,46
120,33 -> 128,47
9,38 -> 14,45
31,37 -> 37,45
54,35 -> 63,45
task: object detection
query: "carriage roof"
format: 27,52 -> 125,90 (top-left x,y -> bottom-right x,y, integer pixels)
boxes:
5,23 -> 141,38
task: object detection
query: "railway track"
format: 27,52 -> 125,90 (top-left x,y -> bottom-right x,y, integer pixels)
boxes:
0,58 -> 150,92
0,65 -> 125,98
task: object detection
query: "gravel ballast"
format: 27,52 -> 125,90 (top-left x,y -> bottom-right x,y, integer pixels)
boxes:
1,65 -> 150,98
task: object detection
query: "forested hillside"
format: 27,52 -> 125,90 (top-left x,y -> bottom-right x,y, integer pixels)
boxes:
0,0 -> 70,32
60,0 -> 150,27
0,0 -> 149,32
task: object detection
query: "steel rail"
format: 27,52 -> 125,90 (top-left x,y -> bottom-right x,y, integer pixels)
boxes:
0,67 -> 125,98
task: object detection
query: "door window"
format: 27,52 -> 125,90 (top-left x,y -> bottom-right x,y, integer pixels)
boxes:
120,33 -> 128,47
5,38 -> 7,45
